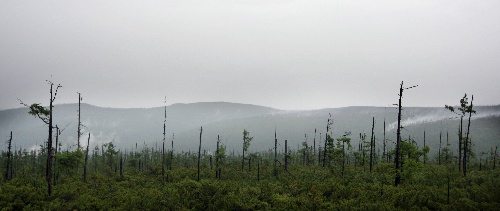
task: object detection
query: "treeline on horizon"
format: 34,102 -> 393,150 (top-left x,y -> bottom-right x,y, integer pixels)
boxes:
1,80 -> 499,210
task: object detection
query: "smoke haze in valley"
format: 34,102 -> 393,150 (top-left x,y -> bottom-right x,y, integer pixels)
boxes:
1,1 -> 500,110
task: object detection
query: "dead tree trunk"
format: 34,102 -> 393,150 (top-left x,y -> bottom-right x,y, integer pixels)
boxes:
370,117 -> 375,172
216,135 -> 220,179
83,133 -> 90,182
197,127 -> 202,182
463,95 -> 474,176
439,131 -> 442,165
77,92 -> 82,149
4,131 -> 12,181
313,129 -> 316,165
459,117 -> 463,172
423,130 -> 426,164
383,119 -> 386,163
285,140 -> 288,171
46,83 -> 55,195
162,98 -> 166,182
394,82 -> 403,186
120,154 -> 123,178
170,133 -> 174,170
494,146 -> 498,170
274,129 -> 277,177
54,126 -> 59,186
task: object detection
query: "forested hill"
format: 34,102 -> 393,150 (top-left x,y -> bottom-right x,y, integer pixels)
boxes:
1,103 -> 499,157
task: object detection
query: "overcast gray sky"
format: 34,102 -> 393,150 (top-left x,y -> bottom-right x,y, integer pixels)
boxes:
1,0 -> 499,110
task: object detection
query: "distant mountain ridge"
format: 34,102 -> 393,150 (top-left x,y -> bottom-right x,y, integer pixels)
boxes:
1,102 -> 499,157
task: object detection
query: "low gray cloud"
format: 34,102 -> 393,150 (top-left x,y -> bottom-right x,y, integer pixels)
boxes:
1,0 -> 499,110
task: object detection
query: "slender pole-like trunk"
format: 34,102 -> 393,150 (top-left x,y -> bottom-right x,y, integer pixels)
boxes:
162,99 -> 166,181
285,140 -> 288,171
248,156 -> 251,172
54,127 -> 59,186
46,83 -> 54,195
383,119 -> 386,162
77,92 -> 82,149
313,129 -> 316,165
370,117 -> 375,172
197,127 -> 202,182
493,146 -> 497,170
170,133 -> 174,170
394,81 -> 403,186
242,131 -> 246,172
439,131 -> 442,165
458,117 -> 463,172
423,130 -> 426,164
83,133 -> 90,182
4,131 -> 12,181
323,120 -> 329,167
446,131 -> 449,164
216,135 -> 220,179
162,141 -> 165,181
120,154 -> 123,178
342,139 -> 345,176
274,129 -> 277,177
318,133 -> 322,166
463,95 -> 473,177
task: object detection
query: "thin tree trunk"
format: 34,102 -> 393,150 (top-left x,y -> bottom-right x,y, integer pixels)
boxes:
77,92 -> 82,149
285,140 -> 288,171
162,98 -> 166,181
170,133 -> 174,170
459,117 -> 463,172
47,83 -> 54,196
383,119 -> 386,163
83,133 -> 90,182
4,131 -> 12,181
274,129 -> 277,177
394,81 -> 403,186
54,127 -> 59,186
423,130 -> 426,164
216,135 -> 219,179
439,131 -> 442,165
313,129 -> 316,165
370,117 -> 375,172
197,127 -> 202,182
493,146 -> 497,170
463,95 -> 473,177
120,154 -> 123,178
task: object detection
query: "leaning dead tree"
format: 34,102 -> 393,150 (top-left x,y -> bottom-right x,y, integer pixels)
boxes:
19,79 -> 62,195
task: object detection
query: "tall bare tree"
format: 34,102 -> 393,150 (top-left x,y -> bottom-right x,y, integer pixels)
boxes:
77,92 -> 83,149
4,131 -> 13,181
19,80 -> 61,195
394,81 -> 418,186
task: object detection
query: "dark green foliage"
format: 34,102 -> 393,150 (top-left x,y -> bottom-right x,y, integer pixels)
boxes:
1,145 -> 499,210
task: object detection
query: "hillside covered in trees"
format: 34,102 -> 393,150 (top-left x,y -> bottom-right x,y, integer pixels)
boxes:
1,102 -> 499,156
1,102 -> 500,210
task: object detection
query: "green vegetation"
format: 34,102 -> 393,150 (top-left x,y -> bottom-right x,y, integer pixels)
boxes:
1,137 -> 499,210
